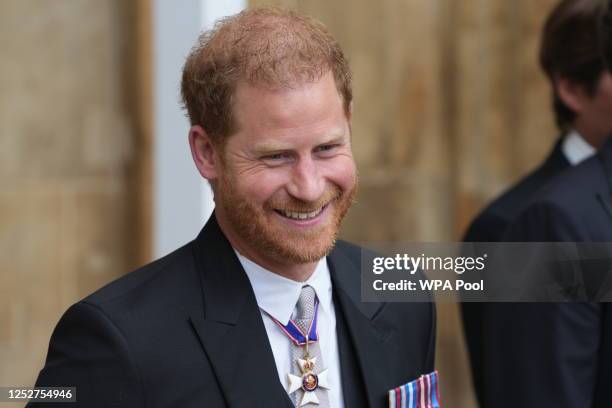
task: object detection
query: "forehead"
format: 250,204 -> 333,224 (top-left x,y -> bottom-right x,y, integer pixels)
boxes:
231,72 -> 347,139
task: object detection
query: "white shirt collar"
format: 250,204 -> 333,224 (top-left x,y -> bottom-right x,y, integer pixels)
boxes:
562,129 -> 596,165
235,251 -> 333,325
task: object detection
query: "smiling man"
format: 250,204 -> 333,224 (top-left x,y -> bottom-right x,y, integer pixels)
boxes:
192,70 -> 356,281
31,8 -> 436,408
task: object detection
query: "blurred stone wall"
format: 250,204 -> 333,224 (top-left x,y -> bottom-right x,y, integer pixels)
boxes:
0,0 -> 561,406
0,0 -> 145,402
455,0 -> 559,233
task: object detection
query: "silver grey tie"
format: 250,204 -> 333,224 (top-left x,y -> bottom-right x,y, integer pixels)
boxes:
288,285 -> 331,407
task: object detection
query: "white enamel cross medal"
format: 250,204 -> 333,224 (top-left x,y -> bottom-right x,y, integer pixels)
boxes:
287,339 -> 331,406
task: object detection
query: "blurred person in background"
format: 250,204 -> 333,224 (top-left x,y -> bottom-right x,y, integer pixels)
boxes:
461,0 -> 612,406
29,8 -> 437,408
488,0 -> 612,406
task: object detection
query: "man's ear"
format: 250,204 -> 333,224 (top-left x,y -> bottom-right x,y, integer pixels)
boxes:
189,125 -> 220,181
556,76 -> 588,114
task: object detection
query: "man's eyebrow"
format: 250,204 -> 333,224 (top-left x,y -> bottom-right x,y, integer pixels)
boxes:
250,133 -> 348,155
317,134 -> 348,145
250,142 -> 292,155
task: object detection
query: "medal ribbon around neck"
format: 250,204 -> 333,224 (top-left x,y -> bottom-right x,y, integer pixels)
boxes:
267,297 -> 332,406
267,298 -> 320,346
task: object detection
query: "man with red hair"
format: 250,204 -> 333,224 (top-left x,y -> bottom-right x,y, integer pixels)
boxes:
31,8 -> 437,407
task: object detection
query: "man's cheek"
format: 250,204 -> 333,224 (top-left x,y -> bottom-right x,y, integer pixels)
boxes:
237,172 -> 284,193
324,158 -> 356,190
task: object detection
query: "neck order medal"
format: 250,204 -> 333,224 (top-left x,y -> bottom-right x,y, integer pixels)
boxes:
270,299 -> 330,406
287,341 -> 331,406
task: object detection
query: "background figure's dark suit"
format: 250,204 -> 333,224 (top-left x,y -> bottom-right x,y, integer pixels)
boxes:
460,140 -> 569,406
481,139 -> 612,408
463,140 -> 569,242
30,215 -> 436,408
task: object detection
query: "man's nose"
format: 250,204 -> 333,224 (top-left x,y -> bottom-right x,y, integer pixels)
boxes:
286,157 -> 325,203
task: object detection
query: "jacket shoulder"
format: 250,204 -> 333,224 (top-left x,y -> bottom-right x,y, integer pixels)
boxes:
465,150 -> 569,241
82,242 -> 200,314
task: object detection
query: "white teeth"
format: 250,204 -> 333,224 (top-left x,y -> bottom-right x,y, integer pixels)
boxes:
281,207 -> 323,220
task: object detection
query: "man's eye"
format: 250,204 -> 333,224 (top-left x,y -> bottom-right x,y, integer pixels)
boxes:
315,144 -> 339,153
262,153 -> 289,161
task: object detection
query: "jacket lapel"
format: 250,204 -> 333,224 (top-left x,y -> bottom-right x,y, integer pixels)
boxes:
328,245 -> 395,408
189,215 -> 293,408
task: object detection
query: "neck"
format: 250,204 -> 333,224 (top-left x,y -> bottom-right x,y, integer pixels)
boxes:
573,121 -> 609,150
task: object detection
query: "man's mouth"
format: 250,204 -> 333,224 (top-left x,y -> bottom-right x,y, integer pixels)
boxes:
274,205 -> 327,220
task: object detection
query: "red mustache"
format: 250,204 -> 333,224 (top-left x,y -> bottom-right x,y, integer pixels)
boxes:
265,186 -> 342,213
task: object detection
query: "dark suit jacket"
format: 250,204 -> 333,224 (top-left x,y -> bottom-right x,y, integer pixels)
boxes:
461,140 -> 569,407
483,140 -> 612,408
31,215 -> 436,407
463,139 -> 569,243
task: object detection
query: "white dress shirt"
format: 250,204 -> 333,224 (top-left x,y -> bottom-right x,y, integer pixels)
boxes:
562,129 -> 595,165
236,251 -> 345,408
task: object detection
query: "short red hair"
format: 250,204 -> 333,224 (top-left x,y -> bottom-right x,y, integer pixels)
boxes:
181,7 -> 352,143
